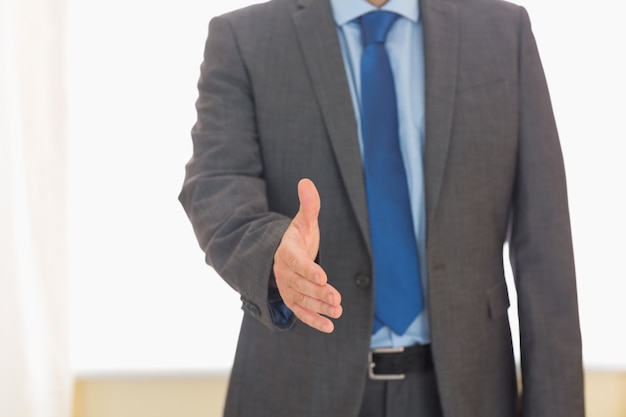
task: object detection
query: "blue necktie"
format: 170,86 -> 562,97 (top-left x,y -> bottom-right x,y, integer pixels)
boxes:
360,11 -> 423,335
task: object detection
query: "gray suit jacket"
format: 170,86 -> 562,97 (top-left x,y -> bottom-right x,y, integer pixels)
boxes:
179,0 -> 585,415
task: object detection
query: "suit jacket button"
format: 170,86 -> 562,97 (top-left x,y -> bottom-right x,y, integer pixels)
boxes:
354,273 -> 371,289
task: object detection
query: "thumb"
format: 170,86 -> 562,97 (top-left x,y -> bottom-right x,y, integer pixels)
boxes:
296,178 -> 321,227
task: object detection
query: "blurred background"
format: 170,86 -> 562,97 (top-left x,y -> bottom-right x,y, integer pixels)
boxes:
1,0 -> 624,416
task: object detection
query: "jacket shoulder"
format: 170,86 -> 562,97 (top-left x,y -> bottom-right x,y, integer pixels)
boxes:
216,0 -> 297,23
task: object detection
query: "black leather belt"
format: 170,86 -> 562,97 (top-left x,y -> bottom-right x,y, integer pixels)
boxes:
368,344 -> 432,380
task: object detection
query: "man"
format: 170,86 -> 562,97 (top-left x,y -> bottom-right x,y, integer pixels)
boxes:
179,0 -> 584,415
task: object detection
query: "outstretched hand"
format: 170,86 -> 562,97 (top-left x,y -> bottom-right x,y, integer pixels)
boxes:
273,179 -> 343,333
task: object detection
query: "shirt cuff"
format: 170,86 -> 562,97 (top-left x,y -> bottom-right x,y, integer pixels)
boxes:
268,285 -> 294,329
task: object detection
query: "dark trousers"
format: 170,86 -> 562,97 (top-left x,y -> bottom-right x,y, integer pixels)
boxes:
358,367 -> 443,417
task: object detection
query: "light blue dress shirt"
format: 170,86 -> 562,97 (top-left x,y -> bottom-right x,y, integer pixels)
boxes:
329,0 -> 430,348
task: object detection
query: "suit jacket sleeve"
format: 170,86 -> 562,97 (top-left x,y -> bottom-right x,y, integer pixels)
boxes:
511,8 -> 584,416
178,15 -> 294,330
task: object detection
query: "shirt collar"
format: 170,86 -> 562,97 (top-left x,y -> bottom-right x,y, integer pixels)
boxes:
329,0 -> 420,26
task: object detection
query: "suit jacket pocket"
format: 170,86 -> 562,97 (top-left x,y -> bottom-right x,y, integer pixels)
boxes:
486,282 -> 510,320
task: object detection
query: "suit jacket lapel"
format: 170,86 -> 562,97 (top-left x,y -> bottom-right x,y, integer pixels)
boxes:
421,0 -> 458,235
292,0 -> 371,251
291,0 -> 460,251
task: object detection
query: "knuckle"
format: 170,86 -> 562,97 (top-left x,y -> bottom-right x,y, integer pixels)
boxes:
273,266 -> 285,282
287,274 -> 299,291
286,252 -> 299,272
296,277 -> 308,293
314,285 -> 325,300
296,292 -> 307,308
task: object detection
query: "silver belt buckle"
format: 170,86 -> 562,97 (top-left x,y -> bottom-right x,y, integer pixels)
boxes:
368,347 -> 406,380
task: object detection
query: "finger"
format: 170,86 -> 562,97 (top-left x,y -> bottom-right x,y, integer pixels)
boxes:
296,178 -> 321,229
276,244 -> 327,286
287,289 -> 343,319
275,259 -> 336,304
289,303 -> 336,334
284,277 -> 343,313
274,258 -> 343,332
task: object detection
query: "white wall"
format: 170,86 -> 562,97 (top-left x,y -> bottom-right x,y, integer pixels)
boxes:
67,0 -> 261,374
517,0 -> 626,370
67,0 -> 626,375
